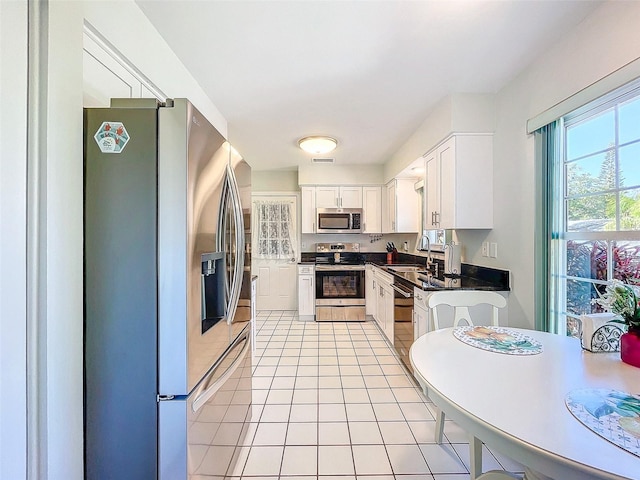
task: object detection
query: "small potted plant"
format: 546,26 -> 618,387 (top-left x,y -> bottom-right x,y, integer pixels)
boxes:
592,280 -> 640,367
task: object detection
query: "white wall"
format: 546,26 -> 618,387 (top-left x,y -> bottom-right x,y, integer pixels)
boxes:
253,170 -> 299,192
0,1 -> 230,478
384,93 -> 496,183
382,2 -> 640,329
298,163 -> 384,185
82,2 -> 227,136
458,1 -> 640,328
0,2 -> 28,478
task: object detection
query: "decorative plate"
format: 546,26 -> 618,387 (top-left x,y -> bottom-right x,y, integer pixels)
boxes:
566,388 -> 640,457
453,326 -> 543,355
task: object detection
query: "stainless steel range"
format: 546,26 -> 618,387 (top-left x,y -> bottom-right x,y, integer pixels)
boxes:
315,243 -> 366,322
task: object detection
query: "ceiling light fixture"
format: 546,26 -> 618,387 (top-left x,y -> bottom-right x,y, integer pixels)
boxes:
298,136 -> 337,155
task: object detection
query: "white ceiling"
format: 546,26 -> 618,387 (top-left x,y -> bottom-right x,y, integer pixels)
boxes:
136,0 -> 600,172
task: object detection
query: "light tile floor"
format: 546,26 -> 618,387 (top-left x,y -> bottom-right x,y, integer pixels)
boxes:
231,310 -> 525,479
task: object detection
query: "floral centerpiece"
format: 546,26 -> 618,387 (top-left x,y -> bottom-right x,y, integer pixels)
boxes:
592,280 -> 640,367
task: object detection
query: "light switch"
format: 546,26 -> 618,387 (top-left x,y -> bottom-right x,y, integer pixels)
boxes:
490,242 -> 498,258
482,242 -> 489,257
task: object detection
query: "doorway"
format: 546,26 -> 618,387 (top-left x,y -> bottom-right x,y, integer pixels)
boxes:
252,194 -> 299,310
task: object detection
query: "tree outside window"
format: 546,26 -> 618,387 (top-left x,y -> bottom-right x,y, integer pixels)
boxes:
558,93 -> 640,337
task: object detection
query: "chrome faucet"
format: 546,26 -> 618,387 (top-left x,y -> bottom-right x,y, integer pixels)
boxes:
422,232 -> 433,270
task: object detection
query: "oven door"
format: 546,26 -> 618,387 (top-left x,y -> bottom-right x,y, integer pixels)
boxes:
315,267 -> 365,302
315,267 -> 366,321
392,281 -> 414,372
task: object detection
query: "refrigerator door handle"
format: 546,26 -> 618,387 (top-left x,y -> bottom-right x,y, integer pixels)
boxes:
191,327 -> 250,413
215,170 -> 230,254
215,167 -> 240,323
225,164 -> 245,325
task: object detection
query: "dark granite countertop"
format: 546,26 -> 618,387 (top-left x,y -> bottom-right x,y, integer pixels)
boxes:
367,253 -> 510,292
375,265 -> 509,291
299,251 -> 510,292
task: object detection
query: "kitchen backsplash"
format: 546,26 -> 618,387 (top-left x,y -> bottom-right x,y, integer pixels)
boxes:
301,233 -> 418,253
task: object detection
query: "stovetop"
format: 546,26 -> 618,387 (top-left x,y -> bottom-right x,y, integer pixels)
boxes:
313,242 -> 364,265
315,252 -> 365,266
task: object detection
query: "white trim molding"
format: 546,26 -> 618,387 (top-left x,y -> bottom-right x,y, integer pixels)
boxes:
27,0 -> 48,478
527,56 -> 640,133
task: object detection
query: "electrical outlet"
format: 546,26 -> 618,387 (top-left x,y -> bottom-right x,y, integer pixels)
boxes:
482,241 -> 489,257
490,242 -> 498,258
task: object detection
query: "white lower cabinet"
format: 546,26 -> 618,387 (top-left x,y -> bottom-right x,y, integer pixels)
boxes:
375,283 -> 387,338
382,282 -> 394,341
371,266 -> 394,343
413,287 -> 430,338
365,265 -> 376,317
297,265 -> 315,320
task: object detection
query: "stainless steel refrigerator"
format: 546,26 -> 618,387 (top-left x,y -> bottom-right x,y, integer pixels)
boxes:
83,98 -> 252,479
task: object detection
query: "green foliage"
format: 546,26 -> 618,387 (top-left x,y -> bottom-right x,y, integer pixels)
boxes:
567,146 -> 640,230
592,279 -> 640,332
566,241 -> 640,327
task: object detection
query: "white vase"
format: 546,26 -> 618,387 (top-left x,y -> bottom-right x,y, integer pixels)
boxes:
580,313 -> 624,352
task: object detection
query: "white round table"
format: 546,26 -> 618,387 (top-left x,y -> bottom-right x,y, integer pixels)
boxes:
410,328 -> 640,480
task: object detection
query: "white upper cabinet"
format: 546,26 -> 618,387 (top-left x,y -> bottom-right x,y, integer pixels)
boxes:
83,32 -> 160,107
301,186 -> 316,233
315,186 -> 340,208
362,186 -> 382,233
316,186 -> 363,208
339,186 -> 363,208
424,134 -> 493,230
384,178 -> 420,233
300,185 -> 381,233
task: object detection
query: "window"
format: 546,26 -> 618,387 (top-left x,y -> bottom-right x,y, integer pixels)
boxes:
253,200 -> 296,259
550,85 -> 640,336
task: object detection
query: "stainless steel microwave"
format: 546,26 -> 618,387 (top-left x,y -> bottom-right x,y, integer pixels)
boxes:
316,208 -> 362,233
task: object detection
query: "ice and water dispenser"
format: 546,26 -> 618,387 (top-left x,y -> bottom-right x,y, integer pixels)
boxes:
201,252 -> 226,334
